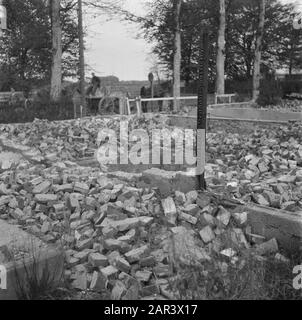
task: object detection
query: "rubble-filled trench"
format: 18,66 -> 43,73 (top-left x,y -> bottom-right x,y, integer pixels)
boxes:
0,114 -> 301,300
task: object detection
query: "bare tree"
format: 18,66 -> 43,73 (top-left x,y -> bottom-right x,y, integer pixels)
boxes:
216,0 -> 226,95
84,0 -> 143,22
50,0 -> 62,102
252,0 -> 266,102
173,0 -> 182,112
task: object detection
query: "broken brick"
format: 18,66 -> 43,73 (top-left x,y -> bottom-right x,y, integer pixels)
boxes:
125,245 -> 149,263
200,226 -> 216,244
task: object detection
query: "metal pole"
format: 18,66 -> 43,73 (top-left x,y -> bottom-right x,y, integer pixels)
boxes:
196,29 -> 209,190
77,0 -> 86,116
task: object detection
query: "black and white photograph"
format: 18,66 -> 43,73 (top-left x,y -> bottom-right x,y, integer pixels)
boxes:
0,0 -> 302,304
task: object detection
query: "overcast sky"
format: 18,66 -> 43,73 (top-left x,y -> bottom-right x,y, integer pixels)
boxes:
84,0 -> 302,81
85,0 -> 151,81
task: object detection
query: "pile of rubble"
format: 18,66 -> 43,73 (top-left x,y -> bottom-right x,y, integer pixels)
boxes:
206,123 -> 302,212
1,116 -> 302,212
0,115 -> 300,299
0,156 -> 290,300
0,116 -> 169,162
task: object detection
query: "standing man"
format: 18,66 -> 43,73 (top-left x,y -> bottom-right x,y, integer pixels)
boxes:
140,86 -> 148,113
86,75 -> 103,116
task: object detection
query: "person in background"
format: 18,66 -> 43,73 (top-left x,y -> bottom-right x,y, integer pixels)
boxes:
86,75 -> 103,115
140,86 -> 148,113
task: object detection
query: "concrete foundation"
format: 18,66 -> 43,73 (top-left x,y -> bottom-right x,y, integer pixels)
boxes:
244,204 -> 302,253
169,108 -> 302,128
209,108 -> 302,122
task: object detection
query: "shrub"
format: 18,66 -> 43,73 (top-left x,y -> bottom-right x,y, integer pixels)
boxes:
226,78 -> 252,97
280,79 -> 302,97
257,79 -> 282,107
0,89 -> 75,124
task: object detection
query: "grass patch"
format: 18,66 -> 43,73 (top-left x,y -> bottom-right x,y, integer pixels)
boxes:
167,252 -> 302,300
12,243 -> 64,300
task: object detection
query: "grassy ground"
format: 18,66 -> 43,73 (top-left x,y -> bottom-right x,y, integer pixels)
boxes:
19,253 -> 301,300
169,254 -> 302,300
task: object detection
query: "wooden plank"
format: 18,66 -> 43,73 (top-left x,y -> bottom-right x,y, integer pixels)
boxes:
128,96 -> 243,104
128,96 -> 198,103
216,94 -> 236,97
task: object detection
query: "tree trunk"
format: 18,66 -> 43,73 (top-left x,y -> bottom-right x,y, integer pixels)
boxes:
216,0 -> 226,95
173,0 -> 182,112
19,48 -> 28,80
50,0 -> 62,103
185,38 -> 192,87
252,0 -> 266,102
289,60 -> 292,76
78,0 -> 86,116
289,44 -> 293,76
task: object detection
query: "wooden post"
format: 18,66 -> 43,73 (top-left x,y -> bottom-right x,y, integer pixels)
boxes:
118,97 -> 122,115
148,72 -> 154,112
119,97 -> 124,115
126,98 -> 131,115
135,97 -> 138,114
73,101 -> 76,119
150,80 -> 154,110
136,97 -> 142,116
196,29 -> 209,190
138,96 -> 142,116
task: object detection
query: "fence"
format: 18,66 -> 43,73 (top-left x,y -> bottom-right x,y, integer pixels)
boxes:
125,93 -> 244,116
